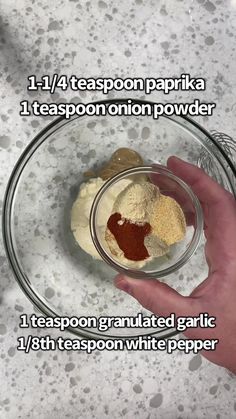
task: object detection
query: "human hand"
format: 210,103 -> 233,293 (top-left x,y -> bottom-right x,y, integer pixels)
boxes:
114,156 -> 236,373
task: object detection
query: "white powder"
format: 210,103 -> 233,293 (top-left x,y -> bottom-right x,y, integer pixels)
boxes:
144,234 -> 169,257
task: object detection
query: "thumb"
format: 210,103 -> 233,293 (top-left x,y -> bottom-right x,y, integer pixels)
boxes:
114,274 -> 198,317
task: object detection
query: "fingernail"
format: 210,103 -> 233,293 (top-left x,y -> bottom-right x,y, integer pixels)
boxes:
114,277 -> 132,295
168,155 -> 181,163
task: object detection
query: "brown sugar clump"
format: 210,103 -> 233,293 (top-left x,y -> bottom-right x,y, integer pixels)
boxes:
99,148 -> 143,180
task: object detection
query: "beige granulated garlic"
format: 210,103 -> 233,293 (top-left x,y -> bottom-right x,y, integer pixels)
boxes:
150,195 -> 186,246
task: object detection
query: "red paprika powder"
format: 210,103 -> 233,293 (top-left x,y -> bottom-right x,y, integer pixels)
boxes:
107,212 -> 151,261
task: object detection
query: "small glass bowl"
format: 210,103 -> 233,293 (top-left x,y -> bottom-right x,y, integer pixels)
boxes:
90,165 -> 203,278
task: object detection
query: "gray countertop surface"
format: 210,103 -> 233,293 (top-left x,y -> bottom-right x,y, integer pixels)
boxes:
1,0 -> 236,418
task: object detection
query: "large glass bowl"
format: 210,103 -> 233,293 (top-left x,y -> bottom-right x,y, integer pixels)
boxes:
2,99 -> 236,340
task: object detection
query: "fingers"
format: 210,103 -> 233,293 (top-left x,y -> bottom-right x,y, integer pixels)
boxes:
167,157 -> 236,273
114,274 -> 198,318
167,156 -> 234,209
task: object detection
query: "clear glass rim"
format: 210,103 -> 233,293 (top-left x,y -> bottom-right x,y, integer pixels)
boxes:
2,98 -> 236,340
90,165 -> 204,279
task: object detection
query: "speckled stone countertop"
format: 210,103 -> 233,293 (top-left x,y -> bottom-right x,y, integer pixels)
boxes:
1,1 -> 236,418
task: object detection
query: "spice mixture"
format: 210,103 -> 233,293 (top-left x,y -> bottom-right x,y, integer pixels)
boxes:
105,180 -> 186,263
71,147 -> 187,268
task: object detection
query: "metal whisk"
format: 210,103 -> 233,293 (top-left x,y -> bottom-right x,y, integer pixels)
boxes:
197,130 -> 236,189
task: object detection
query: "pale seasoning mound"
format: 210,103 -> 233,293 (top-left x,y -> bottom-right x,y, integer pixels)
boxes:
150,195 -> 186,246
114,181 -> 160,223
